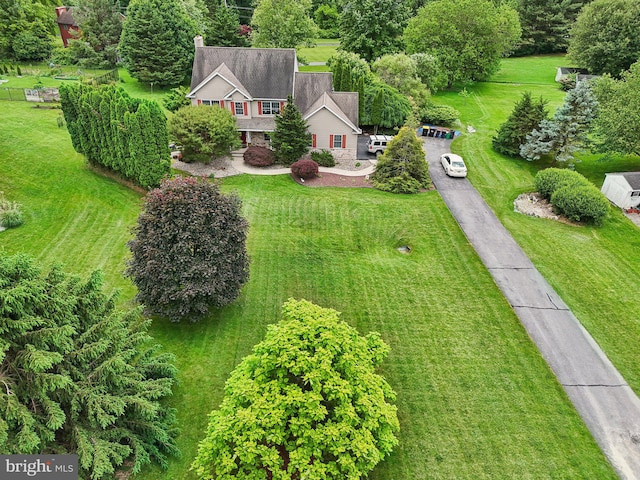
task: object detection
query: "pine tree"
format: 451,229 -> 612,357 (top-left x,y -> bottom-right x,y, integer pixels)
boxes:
271,95 -> 312,165
205,0 -> 247,46
492,91 -> 549,157
0,253 -> 178,479
372,125 -> 430,194
520,81 -> 597,162
120,0 -> 198,86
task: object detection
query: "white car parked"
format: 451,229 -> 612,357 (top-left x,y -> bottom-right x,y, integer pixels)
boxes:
440,153 -> 467,177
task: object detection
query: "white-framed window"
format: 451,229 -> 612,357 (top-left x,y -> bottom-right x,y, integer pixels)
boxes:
332,134 -> 343,148
631,191 -> 640,197
201,99 -> 219,106
234,102 -> 244,115
261,101 -> 280,115
264,133 -> 271,141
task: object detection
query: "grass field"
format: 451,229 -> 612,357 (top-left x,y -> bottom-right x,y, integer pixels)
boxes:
0,94 -> 616,478
437,55 -> 640,399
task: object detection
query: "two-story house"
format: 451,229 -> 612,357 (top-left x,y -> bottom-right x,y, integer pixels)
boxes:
187,36 -> 361,160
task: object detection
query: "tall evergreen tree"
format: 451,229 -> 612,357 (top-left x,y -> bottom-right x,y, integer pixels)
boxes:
205,0 -> 247,46
0,253 -> 179,479
372,125 -> 430,193
74,0 -> 123,67
271,95 -> 312,165
120,0 -> 198,86
514,0 -> 586,55
492,91 -> 549,157
520,81 -> 597,162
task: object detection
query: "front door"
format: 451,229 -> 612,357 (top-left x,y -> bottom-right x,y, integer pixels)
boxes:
240,131 -> 247,147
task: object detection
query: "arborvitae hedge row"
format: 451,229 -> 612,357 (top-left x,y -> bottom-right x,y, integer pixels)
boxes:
59,83 -> 170,189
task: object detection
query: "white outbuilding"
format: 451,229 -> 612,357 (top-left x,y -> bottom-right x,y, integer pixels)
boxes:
601,172 -> 640,209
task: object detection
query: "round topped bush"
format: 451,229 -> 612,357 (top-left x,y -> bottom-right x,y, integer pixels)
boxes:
243,145 -> 275,167
291,159 -> 319,179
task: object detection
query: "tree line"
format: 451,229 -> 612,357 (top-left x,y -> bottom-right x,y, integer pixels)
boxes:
59,82 -> 171,189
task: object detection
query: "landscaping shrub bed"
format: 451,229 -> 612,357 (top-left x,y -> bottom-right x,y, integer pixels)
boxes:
310,149 -> 335,167
535,168 -> 609,225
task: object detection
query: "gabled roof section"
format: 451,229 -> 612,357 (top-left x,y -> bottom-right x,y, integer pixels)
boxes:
328,91 -> 359,127
622,172 -> 640,190
188,62 -> 251,99
56,8 -> 77,26
303,92 -> 361,134
190,47 -> 296,99
293,72 -> 333,115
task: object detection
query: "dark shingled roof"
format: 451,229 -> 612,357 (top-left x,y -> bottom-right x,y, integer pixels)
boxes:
190,47 -> 296,100
56,8 -> 77,26
623,172 -> 640,190
293,72 -> 333,114
328,91 -> 359,127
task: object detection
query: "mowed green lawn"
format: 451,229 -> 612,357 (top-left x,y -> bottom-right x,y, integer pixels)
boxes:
438,55 -> 640,398
0,98 -> 615,478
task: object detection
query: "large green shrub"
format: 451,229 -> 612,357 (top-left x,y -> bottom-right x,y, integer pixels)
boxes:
534,168 -> 590,199
551,184 -> 610,225
0,193 -> 23,228
310,149 -> 335,167
421,102 -> 459,126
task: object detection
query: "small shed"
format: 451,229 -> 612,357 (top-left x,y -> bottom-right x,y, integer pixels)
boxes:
601,172 -> 640,209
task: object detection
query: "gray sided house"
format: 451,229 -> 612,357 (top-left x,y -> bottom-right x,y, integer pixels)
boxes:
601,172 -> 640,209
187,36 -> 361,160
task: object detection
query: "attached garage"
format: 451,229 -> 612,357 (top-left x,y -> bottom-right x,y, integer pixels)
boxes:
601,172 -> 640,209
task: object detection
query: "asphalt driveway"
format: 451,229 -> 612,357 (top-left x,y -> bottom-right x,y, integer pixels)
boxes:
423,137 -> 640,479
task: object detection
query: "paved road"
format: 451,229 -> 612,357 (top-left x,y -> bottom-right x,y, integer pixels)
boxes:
424,137 -> 640,479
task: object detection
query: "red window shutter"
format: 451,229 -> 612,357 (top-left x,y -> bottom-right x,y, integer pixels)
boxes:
280,101 -> 285,111
342,135 -> 346,148
243,102 -> 248,116
329,134 -> 334,148
312,134 -> 316,148
258,102 -> 262,115
220,100 -> 225,109
197,99 -> 201,105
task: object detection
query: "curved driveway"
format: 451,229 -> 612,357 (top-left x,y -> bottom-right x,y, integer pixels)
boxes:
424,137 -> 640,479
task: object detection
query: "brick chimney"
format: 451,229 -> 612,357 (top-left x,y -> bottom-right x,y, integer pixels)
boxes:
194,35 -> 204,50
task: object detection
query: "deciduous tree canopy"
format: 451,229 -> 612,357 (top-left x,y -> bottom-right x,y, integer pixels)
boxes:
592,61 -> 640,155
168,105 -> 241,162
192,298 -> 399,480
568,0 -> 640,77
0,253 -> 178,479
127,177 -> 250,322
251,0 -> 317,48
339,0 -> 409,63
404,0 -> 521,86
